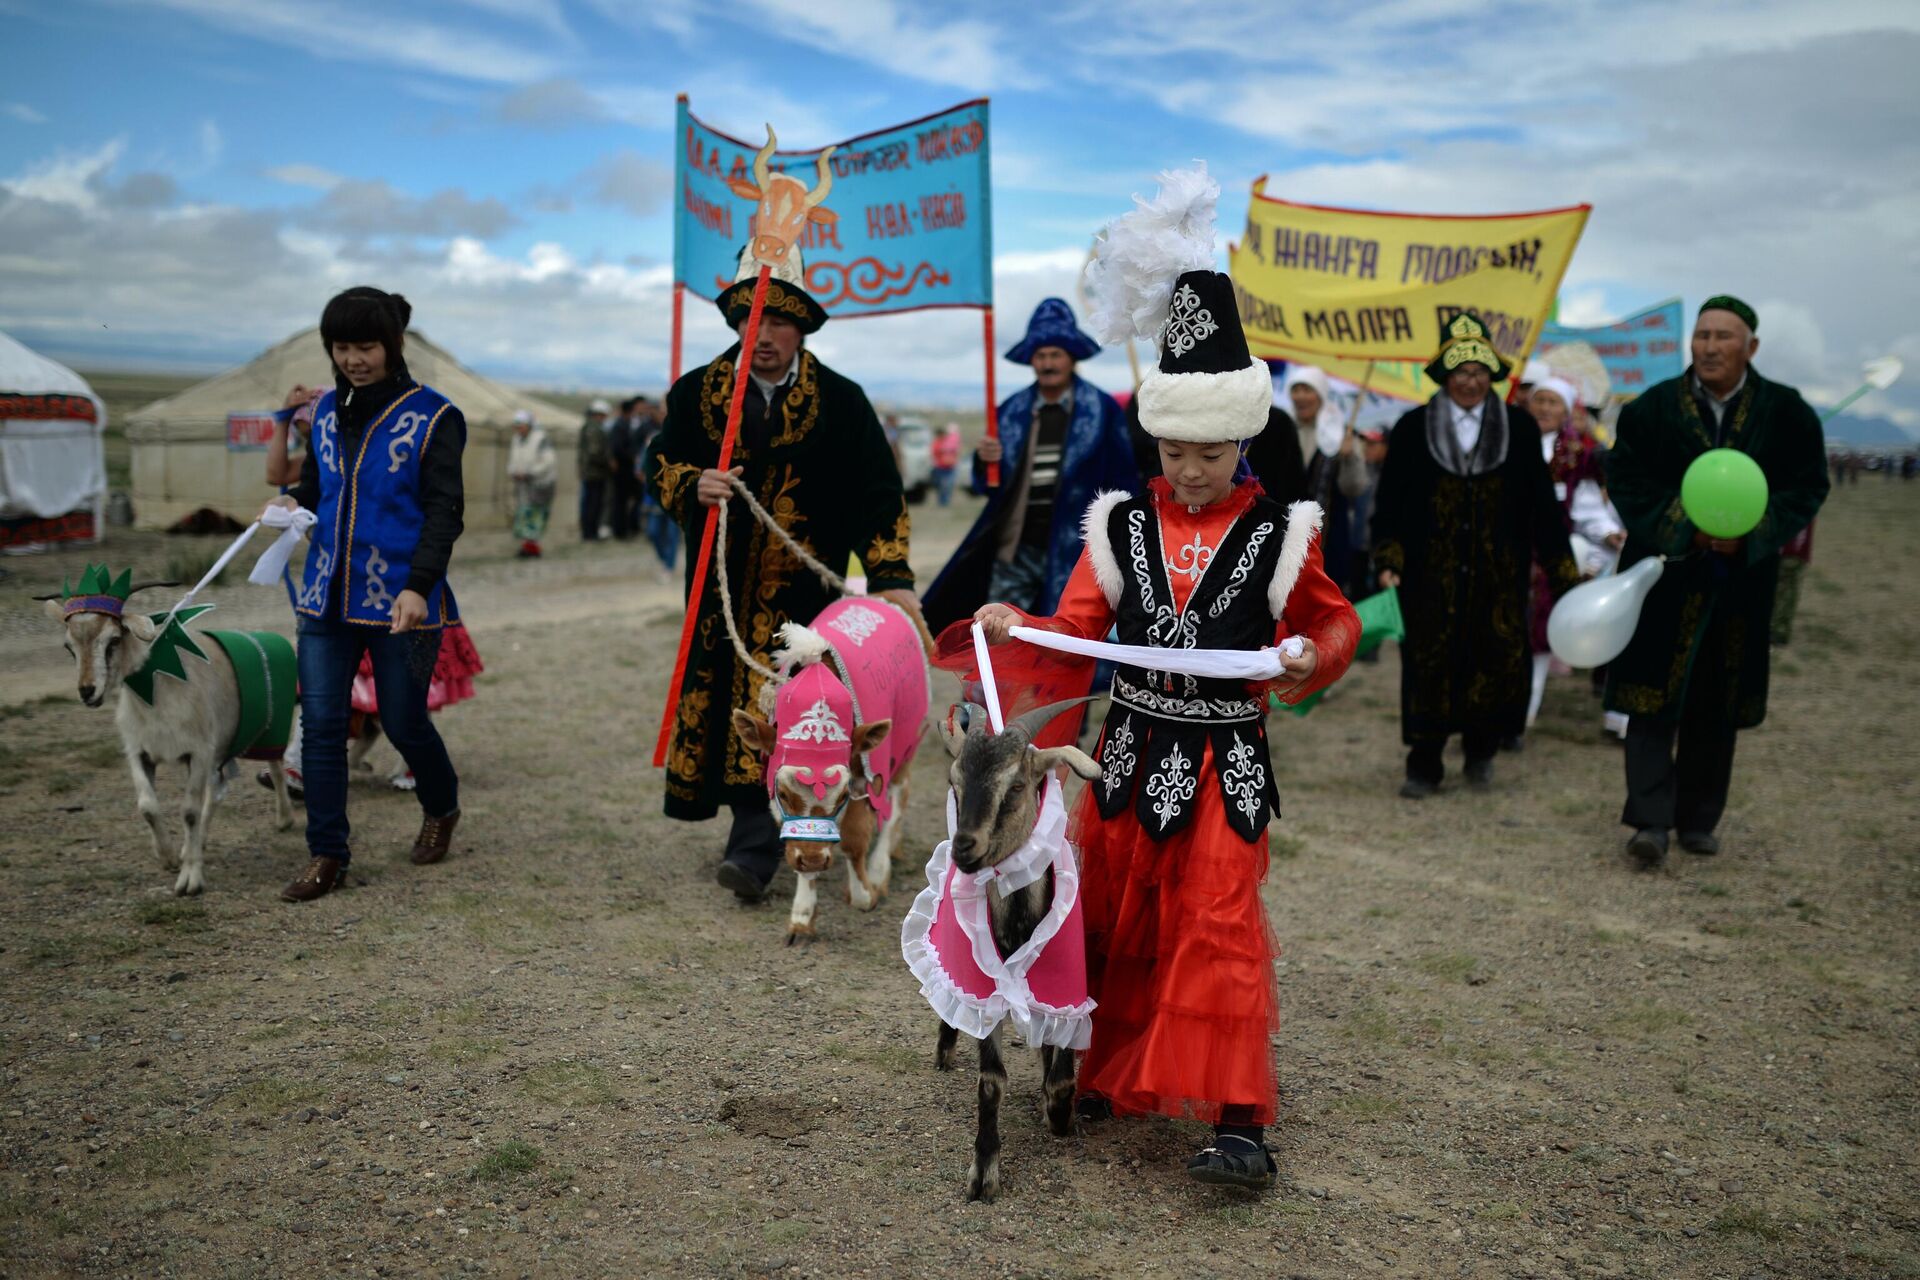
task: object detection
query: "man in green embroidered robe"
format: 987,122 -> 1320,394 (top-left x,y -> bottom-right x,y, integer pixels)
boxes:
645,249 -> 915,903
1605,297 -> 1828,868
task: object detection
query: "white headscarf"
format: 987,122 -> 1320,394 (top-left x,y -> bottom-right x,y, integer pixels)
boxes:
1281,365 -> 1345,457
1532,376 -> 1578,421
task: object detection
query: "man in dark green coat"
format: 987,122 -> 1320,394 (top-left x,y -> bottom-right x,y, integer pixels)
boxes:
1604,297 -> 1828,869
645,251 -> 916,902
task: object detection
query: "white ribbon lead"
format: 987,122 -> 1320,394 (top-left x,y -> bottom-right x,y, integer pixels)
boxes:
1006,624 -> 1303,680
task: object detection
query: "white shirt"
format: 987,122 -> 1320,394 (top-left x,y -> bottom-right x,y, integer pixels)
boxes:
750,353 -> 800,405
1448,396 -> 1484,456
1693,371 -> 1747,428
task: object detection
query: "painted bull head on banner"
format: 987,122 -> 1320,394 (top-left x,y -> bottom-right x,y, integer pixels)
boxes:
727,125 -> 837,274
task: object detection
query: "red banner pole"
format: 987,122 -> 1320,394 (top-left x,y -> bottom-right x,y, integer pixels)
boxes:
669,281 -> 686,386
981,307 -> 1000,489
651,265 -> 772,768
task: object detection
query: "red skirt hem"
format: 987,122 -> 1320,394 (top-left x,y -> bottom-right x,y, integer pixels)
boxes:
1072,743 -> 1280,1126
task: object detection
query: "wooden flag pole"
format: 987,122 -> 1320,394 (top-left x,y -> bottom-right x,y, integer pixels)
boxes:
669,281 -> 686,385
981,307 -> 1001,489
651,265 -> 772,768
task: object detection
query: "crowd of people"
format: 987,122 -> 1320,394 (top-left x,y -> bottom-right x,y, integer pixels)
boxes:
251,218 -> 1827,1194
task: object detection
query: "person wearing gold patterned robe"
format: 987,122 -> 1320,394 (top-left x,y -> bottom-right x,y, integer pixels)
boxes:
1372,313 -> 1580,798
644,249 -> 916,902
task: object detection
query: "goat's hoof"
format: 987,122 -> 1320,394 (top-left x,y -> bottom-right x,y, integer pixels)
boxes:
173,876 -> 204,897
784,926 -> 814,947
965,1158 -> 1000,1202
936,1050 -> 955,1072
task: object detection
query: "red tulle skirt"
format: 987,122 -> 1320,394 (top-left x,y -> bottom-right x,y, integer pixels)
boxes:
1074,741 -> 1280,1125
350,622 -> 485,715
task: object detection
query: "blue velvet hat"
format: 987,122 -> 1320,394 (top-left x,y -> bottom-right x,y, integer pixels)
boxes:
1004,298 -> 1101,365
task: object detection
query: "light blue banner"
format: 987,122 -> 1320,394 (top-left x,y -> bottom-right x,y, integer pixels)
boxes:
673,98 -> 992,318
1539,298 -> 1685,397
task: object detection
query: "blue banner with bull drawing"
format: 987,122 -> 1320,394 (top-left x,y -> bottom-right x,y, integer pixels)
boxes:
1538,297 -> 1685,399
673,97 -> 993,317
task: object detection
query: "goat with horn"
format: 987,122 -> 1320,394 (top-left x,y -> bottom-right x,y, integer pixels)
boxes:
903,696 -> 1103,1202
931,166 -> 1361,1194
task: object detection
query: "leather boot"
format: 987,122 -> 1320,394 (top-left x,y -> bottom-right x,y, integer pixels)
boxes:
411,810 -> 460,865
282,856 -> 346,902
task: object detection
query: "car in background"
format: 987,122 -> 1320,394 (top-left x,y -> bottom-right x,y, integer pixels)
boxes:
892,417 -> 934,504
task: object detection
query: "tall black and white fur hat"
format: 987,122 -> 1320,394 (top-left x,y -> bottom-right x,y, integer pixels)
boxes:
1085,163 -> 1271,443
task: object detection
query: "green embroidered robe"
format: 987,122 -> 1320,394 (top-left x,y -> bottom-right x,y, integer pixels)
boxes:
1603,367 -> 1828,728
645,345 -> 913,821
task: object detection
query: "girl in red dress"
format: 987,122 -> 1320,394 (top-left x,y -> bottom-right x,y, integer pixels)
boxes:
976,262 -> 1358,1189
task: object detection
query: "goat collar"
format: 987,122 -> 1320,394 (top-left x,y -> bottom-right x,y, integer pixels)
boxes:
122,605 -> 215,706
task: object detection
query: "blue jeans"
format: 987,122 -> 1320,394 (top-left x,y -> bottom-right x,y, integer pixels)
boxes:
646,503 -> 680,570
932,466 -> 956,506
297,613 -> 459,862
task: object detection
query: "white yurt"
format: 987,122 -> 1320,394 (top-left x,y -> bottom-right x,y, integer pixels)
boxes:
0,329 -> 107,551
126,328 -> 574,531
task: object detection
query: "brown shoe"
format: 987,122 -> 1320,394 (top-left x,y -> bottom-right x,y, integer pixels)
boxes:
410,809 -> 460,865
282,856 -> 346,902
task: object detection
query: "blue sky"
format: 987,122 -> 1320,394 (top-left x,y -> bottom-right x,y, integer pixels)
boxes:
3,0 -> 1917,429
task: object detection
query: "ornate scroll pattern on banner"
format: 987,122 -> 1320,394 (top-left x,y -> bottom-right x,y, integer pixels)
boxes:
674,98 -> 992,320
806,259 -> 952,309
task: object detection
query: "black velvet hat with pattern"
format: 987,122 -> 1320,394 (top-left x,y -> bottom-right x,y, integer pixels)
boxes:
1135,269 -> 1272,443
716,243 -> 828,334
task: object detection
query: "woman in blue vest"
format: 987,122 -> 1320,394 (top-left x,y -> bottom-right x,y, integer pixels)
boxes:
266,287 -> 466,902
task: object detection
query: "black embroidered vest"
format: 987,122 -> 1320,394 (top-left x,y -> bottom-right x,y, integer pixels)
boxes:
1094,494 -> 1286,842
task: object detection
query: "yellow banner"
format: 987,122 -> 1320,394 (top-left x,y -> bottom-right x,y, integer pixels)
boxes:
1231,179 -> 1589,399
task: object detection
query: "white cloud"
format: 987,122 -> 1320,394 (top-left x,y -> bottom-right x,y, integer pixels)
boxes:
4,139 -> 126,213
738,0 -> 1019,91
139,0 -> 565,85
497,77 -> 609,131
198,119 -> 223,168
4,102 -> 48,125
265,163 -> 344,191
582,150 -> 672,217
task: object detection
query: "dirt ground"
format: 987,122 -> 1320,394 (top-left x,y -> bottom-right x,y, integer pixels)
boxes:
1,478 -> 1916,1280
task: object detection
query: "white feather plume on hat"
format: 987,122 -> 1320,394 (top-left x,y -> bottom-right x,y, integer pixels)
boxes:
1085,163 -> 1220,349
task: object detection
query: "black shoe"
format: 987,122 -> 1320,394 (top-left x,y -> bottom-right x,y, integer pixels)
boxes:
1186,1135 -> 1276,1190
1074,1094 -> 1113,1123
1398,776 -> 1437,800
1626,828 -> 1668,870
716,859 -> 772,903
1678,830 -> 1721,856
1464,758 -> 1494,790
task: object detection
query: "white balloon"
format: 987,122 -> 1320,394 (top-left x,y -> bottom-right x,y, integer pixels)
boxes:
1547,556 -> 1664,668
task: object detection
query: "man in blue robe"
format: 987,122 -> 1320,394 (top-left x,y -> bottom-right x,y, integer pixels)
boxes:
923,298 -> 1140,630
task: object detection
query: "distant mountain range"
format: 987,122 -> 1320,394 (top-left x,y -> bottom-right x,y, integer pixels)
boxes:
1820,411 -> 1918,449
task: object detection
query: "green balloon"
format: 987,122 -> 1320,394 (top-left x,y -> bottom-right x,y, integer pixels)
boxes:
1681,448 -> 1769,539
